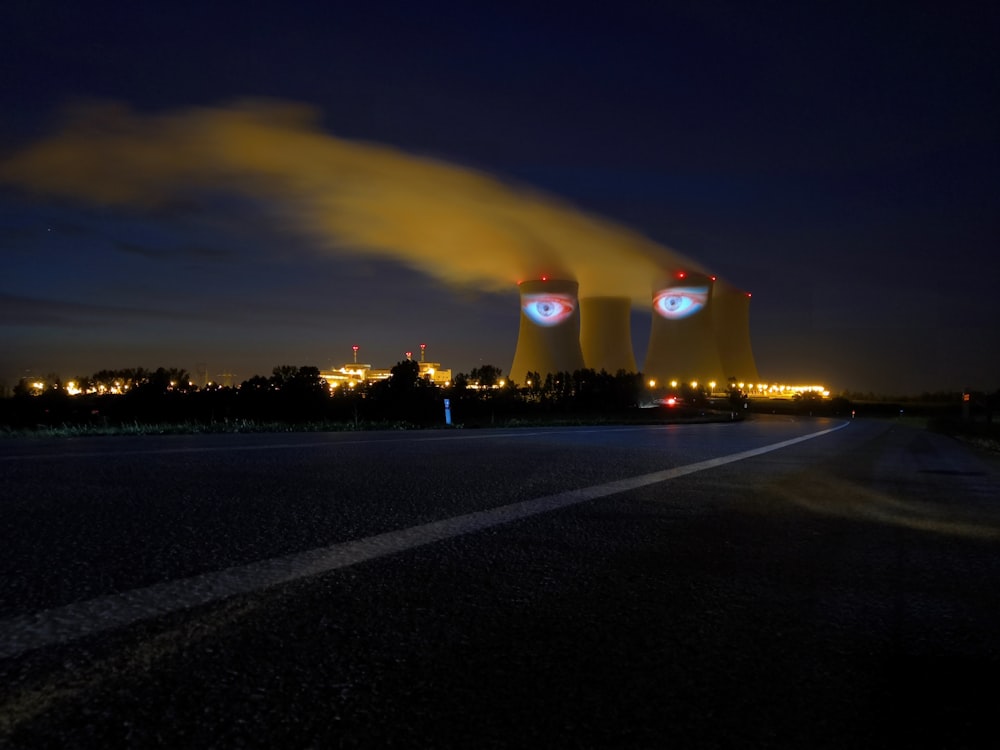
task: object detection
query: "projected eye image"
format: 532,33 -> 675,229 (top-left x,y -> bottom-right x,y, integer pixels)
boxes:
521,294 -> 576,326
653,286 -> 709,319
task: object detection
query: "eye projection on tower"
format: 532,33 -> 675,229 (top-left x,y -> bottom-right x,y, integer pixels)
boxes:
644,271 -> 725,387
509,279 -> 586,383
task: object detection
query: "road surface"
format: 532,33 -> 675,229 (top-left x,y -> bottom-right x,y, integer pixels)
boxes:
1,415 -> 998,748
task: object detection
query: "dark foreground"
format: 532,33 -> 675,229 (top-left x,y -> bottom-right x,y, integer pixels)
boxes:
1,417 -> 998,748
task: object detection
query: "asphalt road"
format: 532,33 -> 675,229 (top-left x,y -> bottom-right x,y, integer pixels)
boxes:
1,415 -> 999,748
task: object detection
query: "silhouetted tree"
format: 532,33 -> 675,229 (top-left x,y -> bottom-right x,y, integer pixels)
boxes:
469,364 -> 502,387
240,375 -> 270,392
262,365 -> 329,421
388,359 -> 422,392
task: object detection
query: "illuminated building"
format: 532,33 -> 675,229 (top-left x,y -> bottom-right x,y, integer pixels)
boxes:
320,344 -> 451,390
416,343 -> 452,385
579,296 -> 637,374
643,271 -> 724,387
509,278 -> 586,384
711,278 -> 760,385
319,362 -> 380,389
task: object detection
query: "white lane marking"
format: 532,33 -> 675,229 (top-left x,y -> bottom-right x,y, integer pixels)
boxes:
0,421 -> 849,659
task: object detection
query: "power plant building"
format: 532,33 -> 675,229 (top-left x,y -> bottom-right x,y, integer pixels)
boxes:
579,296 -> 637,374
508,279 -> 586,384
711,278 -> 760,385
507,272 -> 760,388
643,271 -> 725,386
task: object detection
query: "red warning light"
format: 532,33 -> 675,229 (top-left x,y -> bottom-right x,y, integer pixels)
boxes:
352,345 -> 359,351
710,275 -> 717,282
746,292 -> 752,298
541,275 -> 549,281
405,351 -> 412,359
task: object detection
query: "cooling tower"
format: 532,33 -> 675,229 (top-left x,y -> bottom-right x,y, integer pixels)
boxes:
643,271 -> 725,387
580,296 -> 637,374
712,278 -> 760,385
509,279 -> 586,383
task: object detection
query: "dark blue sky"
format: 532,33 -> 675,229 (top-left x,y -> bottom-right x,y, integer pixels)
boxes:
2,1 -> 998,394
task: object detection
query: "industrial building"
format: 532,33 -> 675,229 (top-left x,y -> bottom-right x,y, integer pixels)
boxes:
711,278 -> 760,386
321,344 -> 451,390
579,296 -> 637,375
508,278 -> 587,383
508,271 -> 760,390
643,271 -> 725,387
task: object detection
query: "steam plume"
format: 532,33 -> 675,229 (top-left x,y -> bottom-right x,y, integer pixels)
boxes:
1,100 -> 705,302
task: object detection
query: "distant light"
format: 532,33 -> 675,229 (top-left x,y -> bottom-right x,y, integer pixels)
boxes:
710,275 -> 717,282
746,292 -> 752,298
677,271 -> 687,279
665,397 -> 677,406
648,379 -> 656,388
541,275 -> 548,281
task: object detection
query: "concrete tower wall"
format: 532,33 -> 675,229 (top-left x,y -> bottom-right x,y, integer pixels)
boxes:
509,279 -> 586,382
643,272 -> 725,385
579,296 -> 637,374
712,278 -> 760,384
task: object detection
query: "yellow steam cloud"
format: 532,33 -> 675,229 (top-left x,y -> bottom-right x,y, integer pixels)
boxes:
0,100 -> 705,301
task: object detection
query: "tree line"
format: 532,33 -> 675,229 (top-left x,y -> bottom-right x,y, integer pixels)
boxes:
2,362 -> 659,430
6,362 -> 891,432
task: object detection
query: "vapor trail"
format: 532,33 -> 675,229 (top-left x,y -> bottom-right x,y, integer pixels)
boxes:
0,100 -> 705,302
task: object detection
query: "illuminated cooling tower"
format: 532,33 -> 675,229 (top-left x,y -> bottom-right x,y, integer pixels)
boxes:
643,271 -> 725,386
509,279 -> 586,383
712,278 -> 760,384
580,296 -> 637,374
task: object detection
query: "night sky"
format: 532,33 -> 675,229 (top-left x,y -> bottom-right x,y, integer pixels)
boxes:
2,1 -> 998,395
